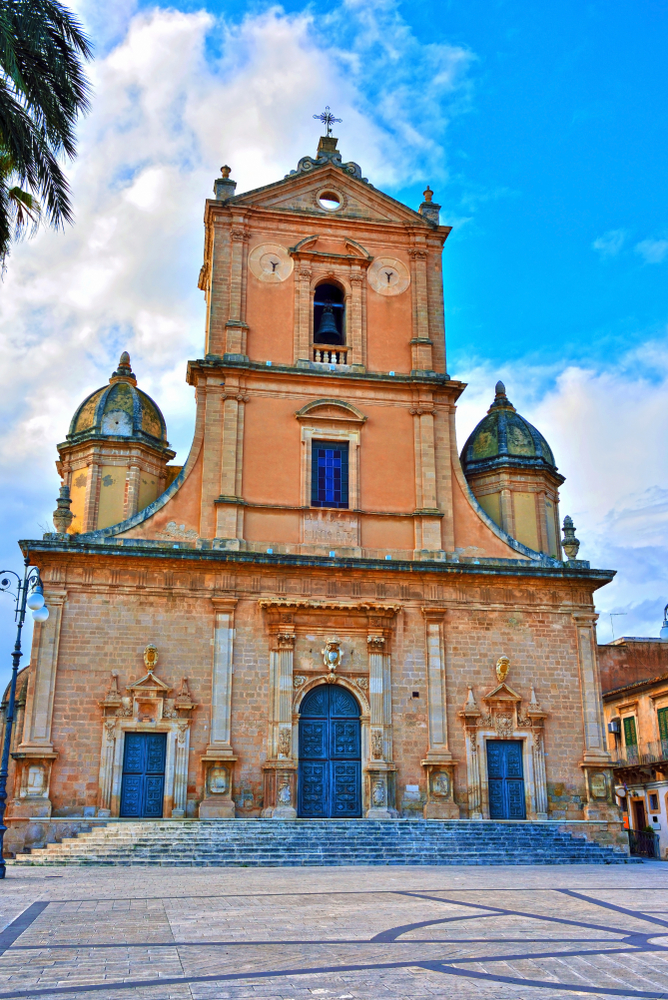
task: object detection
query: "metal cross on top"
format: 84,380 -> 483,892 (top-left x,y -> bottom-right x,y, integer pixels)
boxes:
313,106 -> 342,137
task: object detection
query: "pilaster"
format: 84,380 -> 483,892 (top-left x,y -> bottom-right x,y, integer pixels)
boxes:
411,401 -> 441,552
263,630 -> 297,818
420,608 -> 459,818
199,596 -> 238,818
366,632 -> 395,818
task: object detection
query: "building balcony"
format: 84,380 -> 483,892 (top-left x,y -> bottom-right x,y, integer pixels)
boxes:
610,739 -> 668,771
313,344 -> 348,365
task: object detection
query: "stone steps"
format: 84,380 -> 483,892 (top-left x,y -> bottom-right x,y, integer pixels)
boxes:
12,819 -> 633,866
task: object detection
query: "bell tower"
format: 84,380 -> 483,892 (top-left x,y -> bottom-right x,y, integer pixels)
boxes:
113,122 -> 544,564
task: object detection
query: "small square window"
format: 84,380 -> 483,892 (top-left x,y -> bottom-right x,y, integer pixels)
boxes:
311,441 -> 349,509
650,793 -> 659,811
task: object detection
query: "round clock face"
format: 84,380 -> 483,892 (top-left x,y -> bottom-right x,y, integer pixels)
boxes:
367,256 -> 410,296
248,243 -> 294,283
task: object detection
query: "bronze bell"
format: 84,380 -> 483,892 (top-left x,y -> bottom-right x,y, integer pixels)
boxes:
314,302 -> 340,343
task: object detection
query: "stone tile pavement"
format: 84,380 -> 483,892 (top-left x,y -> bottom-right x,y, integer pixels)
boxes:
1,862 -> 668,999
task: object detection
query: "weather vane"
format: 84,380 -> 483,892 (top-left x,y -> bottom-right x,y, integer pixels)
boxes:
313,106 -> 342,137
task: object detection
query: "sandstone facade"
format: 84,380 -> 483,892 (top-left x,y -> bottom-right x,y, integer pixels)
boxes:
5,134 -> 622,853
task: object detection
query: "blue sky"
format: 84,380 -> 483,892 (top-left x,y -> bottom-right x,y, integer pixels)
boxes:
0,0 -> 667,683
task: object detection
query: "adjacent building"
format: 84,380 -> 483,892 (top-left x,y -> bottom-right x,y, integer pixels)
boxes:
601,635 -> 668,856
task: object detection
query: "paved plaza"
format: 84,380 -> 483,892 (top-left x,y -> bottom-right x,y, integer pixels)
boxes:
1,862 -> 668,999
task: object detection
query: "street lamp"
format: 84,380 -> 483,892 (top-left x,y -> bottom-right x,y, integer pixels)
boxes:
0,557 -> 49,878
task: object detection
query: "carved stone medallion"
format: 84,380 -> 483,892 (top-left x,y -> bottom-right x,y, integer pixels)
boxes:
367,256 -> 410,296
248,243 -> 294,283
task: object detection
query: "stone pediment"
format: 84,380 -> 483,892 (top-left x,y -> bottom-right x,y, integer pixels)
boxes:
295,399 -> 367,424
127,671 -> 172,697
230,163 -> 436,228
482,681 -> 523,704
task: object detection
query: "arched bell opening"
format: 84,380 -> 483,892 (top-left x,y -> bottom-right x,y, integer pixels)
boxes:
313,281 -> 345,346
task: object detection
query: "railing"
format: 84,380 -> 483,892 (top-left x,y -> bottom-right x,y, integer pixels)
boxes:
628,829 -> 660,858
313,345 -> 348,365
610,739 -> 668,768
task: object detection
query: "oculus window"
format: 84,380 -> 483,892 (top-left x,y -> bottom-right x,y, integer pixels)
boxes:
313,282 -> 345,345
311,441 -> 349,508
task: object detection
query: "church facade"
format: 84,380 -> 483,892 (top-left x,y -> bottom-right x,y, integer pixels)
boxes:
5,133 -> 624,854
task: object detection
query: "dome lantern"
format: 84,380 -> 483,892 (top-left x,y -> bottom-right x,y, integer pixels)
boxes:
460,383 -> 564,558
56,352 -> 179,534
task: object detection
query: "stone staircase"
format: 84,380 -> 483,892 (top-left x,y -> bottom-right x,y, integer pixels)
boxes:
12,819 -> 634,866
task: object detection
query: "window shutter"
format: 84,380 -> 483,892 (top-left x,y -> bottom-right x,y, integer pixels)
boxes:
658,707 -> 668,743
623,716 -> 637,747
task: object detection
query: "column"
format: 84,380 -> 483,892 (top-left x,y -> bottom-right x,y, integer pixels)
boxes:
459,686 -> 482,819
409,247 -> 433,372
208,598 -> 237,752
83,459 -> 101,531
216,387 -> 247,541
366,634 -> 394,819
125,463 -> 141,520
421,609 -> 458,818
269,632 -> 297,818
573,612 -> 618,822
411,404 -> 442,552
294,265 -> 313,364
224,219 -> 249,358
20,592 -> 66,750
348,269 -> 365,368
13,589 -> 66,818
573,612 -> 609,762
199,597 -> 237,818
98,720 -> 117,815
199,379 -> 226,539
172,722 -> 190,817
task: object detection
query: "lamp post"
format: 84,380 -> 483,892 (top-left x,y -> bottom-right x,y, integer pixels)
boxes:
0,557 -> 49,877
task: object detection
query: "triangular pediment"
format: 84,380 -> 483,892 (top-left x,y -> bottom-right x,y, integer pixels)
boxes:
128,671 -> 171,696
231,162 -> 435,228
483,682 -> 522,703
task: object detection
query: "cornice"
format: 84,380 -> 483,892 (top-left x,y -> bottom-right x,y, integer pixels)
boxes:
20,537 -> 616,586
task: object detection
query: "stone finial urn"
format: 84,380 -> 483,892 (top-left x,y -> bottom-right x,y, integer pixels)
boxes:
52,484 -> 74,535
562,515 -> 580,560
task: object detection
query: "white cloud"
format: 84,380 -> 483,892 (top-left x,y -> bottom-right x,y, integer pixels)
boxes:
592,228 -> 626,257
635,238 -> 668,264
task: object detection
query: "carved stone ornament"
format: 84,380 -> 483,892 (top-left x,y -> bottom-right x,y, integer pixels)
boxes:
322,640 -> 342,675
207,765 -> 229,796
353,676 -> 369,691
367,256 -> 410,297
496,655 -> 510,683
144,644 -> 159,671
590,772 -> 608,799
371,730 -> 384,760
562,515 -> 580,560
431,771 -> 450,797
277,776 -> 292,806
293,675 -> 307,689
26,764 -> 46,797
372,778 -> 386,807
277,728 -> 292,757
248,242 -> 294,283
276,633 -> 296,649
367,635 -> 386,652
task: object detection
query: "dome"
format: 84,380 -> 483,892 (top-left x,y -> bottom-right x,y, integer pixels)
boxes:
66,352 -> 169,448
460,381 -> 558,476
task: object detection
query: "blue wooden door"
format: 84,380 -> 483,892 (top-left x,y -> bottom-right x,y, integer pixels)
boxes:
487,740 -> 526,819
120,732 -> 166,817
298,686 -> 361,817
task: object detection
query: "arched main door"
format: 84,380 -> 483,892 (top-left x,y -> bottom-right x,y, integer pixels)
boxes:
298,685 -> 362,817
